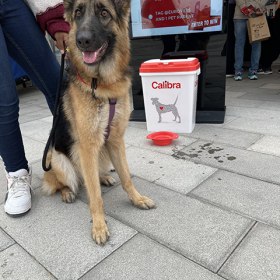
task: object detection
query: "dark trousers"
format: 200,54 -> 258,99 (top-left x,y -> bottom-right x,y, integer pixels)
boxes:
0,0 -> 60,172
225,3 -> 236,75
260,9 -> 280,69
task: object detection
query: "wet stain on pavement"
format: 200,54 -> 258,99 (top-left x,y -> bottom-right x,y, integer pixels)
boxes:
227,156 -> 236,161
171,143 -> 237,163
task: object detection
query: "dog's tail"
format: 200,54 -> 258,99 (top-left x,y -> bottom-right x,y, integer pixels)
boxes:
174,95 -> 179,105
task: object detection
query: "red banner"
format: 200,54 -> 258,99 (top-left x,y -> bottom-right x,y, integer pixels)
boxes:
141,0 -> 221,31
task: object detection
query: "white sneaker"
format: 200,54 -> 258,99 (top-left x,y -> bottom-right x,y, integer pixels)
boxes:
4,167 -> 32,216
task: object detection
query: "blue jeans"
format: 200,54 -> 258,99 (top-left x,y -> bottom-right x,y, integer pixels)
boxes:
234,19 -> 261,74
0,0 -> 60,172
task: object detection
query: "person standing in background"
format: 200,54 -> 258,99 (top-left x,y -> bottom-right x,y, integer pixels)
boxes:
258,1 -> 280,74
233,0 -> 267,81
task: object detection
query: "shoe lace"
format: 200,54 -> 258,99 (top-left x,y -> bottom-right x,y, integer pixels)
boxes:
7,176 -> 32,198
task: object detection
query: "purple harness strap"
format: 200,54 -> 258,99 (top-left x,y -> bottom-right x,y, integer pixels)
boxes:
105,98 -> 117,140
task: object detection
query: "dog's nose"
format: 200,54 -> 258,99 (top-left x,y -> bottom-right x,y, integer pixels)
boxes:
76,31 -> 93,49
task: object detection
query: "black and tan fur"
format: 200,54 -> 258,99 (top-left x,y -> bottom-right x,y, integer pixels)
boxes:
43,0 -> 155,245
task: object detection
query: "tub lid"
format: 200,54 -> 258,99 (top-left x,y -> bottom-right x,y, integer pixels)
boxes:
140,58 -> 200,73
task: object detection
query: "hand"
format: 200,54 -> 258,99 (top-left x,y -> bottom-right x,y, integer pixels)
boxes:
54,32 -> 69,53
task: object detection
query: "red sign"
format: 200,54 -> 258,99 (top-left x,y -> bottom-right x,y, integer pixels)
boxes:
141,0 -> 221,31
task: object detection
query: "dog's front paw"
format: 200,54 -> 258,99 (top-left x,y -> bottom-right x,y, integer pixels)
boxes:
132,195 -> 156,210
92,223 -> 110,245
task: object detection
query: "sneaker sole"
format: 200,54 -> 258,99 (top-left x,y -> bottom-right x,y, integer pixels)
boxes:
5,208 -> 31,217
4,201 -> 31,217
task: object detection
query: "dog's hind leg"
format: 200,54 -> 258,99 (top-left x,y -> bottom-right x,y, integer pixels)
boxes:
107,138 -> 155,210
42,149 -> 79,203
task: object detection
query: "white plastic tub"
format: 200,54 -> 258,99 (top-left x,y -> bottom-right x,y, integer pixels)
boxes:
140,58 -> 200,133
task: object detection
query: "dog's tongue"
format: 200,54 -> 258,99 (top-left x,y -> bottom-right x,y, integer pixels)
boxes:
82,51 -> 98,64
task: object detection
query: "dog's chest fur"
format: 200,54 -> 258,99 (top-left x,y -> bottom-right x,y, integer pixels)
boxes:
64,84 -> 111,140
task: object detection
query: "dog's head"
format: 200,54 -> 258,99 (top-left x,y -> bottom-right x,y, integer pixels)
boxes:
151,98 -> 159,105
64,0 -> 131,81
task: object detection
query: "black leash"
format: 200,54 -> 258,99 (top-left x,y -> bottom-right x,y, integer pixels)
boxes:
42,48 -> 67,172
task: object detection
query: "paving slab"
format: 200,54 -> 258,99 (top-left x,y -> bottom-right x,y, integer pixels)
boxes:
126,146 -> 216,194
259,100 -> 280,111
40,116 -> 53,124
22,135 -> 46,162
191,170 -> 280,228
260,83 -> 280,90
242,86 -> 280,93
19,103 -> 48,116
239,92 -> 280,102
0,191 -> 137,280
248,135 -> 280,157
82,234 -> 225,280
225,91 -> 247,99
20,119 -> 52,143
224,117 -> 280,137
225,106 -> 280,121
219,223 -> 280,280
0,244 -> 55,280
19,108 -> 51,124
18,87 -> 47,104
0,229 -> 14,252
188,125 -> 261,148
174,140 -> 280,185
103,177 -> 253,272
125,126 -> 197,156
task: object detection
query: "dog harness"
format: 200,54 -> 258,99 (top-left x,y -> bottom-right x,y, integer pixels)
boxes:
77,74 -> 117,140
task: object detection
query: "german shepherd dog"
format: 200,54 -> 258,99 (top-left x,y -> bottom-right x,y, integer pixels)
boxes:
43,0 -> 155,245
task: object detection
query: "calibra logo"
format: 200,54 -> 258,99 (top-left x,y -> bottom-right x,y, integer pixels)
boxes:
152,81 -> 181,89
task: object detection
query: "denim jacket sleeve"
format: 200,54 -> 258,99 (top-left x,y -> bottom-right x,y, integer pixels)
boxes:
25,0 -> 69,38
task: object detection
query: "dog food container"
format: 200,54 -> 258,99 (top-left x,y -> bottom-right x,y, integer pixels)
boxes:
140,58 -> 200,133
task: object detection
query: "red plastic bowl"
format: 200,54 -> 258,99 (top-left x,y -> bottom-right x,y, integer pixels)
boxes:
146,131 -> 179,146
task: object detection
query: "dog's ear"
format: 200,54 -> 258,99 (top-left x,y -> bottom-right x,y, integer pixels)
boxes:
112,0 -> 131,16
64,0 -> 75,22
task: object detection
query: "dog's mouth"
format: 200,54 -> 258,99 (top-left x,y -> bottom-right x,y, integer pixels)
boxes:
82,42 -> 108,65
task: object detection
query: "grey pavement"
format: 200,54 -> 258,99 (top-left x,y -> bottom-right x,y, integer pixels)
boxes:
1,63 -> 280,280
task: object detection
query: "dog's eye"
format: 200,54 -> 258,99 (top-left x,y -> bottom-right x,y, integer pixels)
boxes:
100,9 -> 109,18
75,8 -> 82,18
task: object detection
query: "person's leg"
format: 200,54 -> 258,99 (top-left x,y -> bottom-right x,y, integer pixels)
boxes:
0,25 -> 28,173
234,19 -> 247,75
259,17 -> 274,71
250,41 -> 261,74
226,3 -> 236,76
0,0 -> 60,172
2,0 -> 60,114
